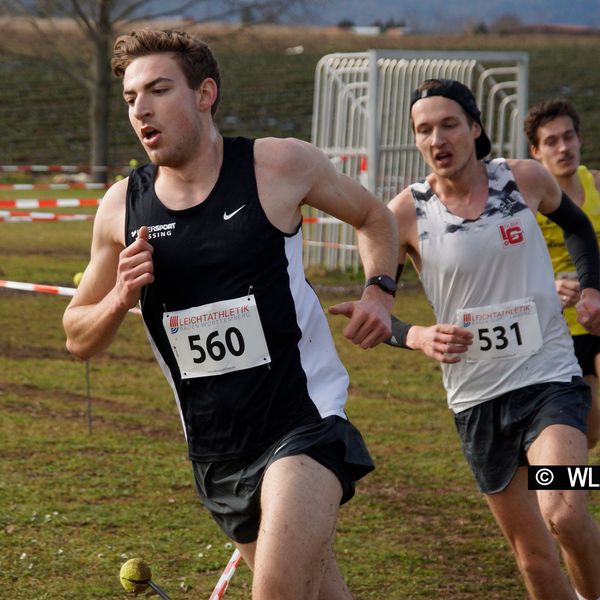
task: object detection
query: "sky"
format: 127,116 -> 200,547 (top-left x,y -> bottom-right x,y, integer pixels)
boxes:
185,0 -> 600,31
307,0 -> 600,29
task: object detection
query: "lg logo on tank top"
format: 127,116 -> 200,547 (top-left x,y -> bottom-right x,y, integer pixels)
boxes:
130,222 -> 176,240
499,220 -> 524,247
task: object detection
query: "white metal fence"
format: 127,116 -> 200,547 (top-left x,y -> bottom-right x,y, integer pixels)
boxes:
304,50 -> 529,271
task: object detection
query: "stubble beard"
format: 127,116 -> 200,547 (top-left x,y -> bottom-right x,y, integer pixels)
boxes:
553,157 -> 579,179
146,129 -> 200,169
434,145 -> 477,182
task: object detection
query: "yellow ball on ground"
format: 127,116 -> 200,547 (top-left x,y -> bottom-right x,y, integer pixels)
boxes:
73,272 -> 83,286
119,558 -> 152,594
129,158 -> 139,168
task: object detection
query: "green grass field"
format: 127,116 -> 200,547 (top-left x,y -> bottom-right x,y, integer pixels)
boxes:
1,185 -> 599,599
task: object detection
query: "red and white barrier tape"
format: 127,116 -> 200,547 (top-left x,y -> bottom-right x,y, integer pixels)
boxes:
0,279 -> 141,314
0,198 -> 101,209
0,279 -> 76,297
0,210 -> 94,222
302,217 -> 357,249
330,152 -> 367,162
208,549 -> 242,600
0,182 -> 106,190
303,216 -> 341,224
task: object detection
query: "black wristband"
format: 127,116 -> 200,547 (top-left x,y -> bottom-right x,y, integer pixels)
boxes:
385,314 -> 413,349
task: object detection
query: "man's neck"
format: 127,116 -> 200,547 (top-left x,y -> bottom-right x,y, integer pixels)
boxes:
156,129 -> 223,210
429,160 -> 489,220
555,168 -> 584,206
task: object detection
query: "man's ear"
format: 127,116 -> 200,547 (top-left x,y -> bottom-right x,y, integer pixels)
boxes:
529,144 -> 541,160
197,78 -> 218,113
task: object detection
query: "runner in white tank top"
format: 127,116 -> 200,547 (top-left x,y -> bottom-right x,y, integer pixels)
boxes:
414,157 -> 580,412
385,79 -> 600,600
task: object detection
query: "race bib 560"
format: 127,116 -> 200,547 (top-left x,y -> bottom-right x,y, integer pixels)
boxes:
163,294 -> 271,378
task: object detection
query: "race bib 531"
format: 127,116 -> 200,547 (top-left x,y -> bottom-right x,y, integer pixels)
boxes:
456,297 -> 543,362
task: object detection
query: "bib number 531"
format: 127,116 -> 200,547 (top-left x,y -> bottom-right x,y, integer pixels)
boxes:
456,298 -> 542,362
188,328 -> 245,363
477,322 -> 522,351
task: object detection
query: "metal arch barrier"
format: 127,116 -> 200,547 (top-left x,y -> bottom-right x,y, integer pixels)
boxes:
309,53 -> 371,271
306,50 -> 529,272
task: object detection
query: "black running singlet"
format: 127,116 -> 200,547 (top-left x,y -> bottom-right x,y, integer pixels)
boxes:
125,137 -> 349,461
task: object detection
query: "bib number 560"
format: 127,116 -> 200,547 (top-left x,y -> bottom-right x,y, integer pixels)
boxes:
188,328 -> 245,363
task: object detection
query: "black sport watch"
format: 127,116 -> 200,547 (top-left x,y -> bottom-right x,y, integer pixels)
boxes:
365,274 -> 397,297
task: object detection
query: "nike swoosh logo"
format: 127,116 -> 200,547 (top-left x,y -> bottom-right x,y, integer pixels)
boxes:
223,205 -> 246,220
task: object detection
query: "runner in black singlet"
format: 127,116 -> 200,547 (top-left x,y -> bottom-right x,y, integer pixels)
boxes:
63,29 -> 398,600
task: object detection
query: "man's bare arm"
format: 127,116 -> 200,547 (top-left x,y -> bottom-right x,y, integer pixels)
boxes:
385,189 -> 473,362
62,179 -> 154,359
255,138 -> 398,348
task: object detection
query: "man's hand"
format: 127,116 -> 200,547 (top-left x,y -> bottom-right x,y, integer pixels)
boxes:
115,225 -> 154,309
555,277 -> 580,308
406,324 -> 473,364
576,288 -> 600,335
328,288 -> 393,349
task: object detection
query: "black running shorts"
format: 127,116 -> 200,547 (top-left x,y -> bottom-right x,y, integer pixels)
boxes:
454,377 -> 591,494
191,416 -> 374,543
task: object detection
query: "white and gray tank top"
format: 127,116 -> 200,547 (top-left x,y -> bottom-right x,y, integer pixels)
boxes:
411,158 -> 580,413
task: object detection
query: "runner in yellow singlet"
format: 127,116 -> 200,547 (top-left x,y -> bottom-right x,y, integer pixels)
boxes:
526,98 -> 600,449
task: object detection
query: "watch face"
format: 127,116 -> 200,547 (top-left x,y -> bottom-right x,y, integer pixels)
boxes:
380,276 -> 396,291
367,275 -> 396,295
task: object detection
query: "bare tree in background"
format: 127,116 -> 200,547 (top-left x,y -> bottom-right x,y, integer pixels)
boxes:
0,0 -> 318,181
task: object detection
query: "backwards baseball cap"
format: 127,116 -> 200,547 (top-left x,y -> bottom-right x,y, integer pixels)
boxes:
410,79 -> 492,159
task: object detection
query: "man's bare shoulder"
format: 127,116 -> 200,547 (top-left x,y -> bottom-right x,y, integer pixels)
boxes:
387,186 -> 419,263
388,187 -> 418,234
506,157 -> 550,181
508,158 -> 557,193
508,158 -> 561,213
100,177 -> 128,207
94,177 -> 130,245
254,137 -> 322,174
388,186 -> 415,215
